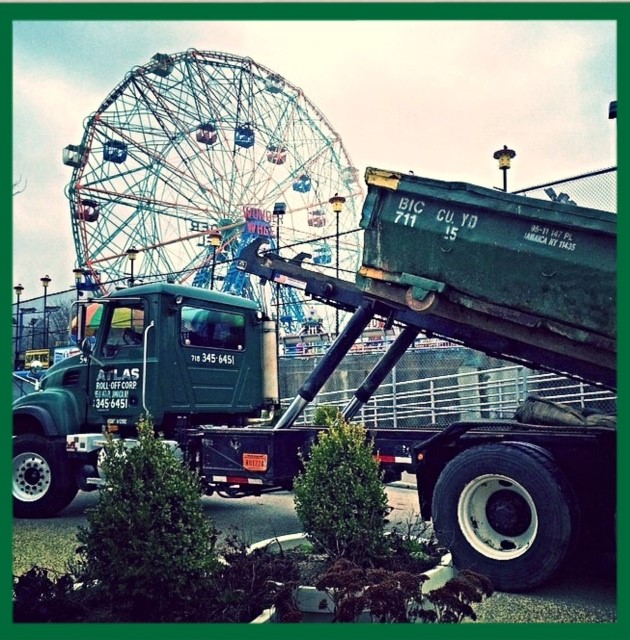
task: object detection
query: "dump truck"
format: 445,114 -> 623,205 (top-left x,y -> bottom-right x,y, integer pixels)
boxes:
13,167 -> 616,592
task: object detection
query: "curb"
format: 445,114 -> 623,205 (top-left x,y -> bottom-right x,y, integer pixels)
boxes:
248,533 -> 454,624
390,481 -> 417,490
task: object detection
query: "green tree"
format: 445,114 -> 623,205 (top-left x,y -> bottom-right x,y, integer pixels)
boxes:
74,415 -> 220,622
293,412 -> 389,564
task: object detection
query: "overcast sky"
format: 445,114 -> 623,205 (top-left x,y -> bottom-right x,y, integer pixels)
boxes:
12,18 -> 616,299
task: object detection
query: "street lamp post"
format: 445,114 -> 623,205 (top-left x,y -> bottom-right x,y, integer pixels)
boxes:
208,228 -> 222,290
40,275 -> 51,351
19,308 -> 36,363
73,267 -> 84,301
73,267 -> 87,344
493,145 -> 516,192
126,246 -> 139,286
329,193 -> 346,335
273,202 -> 286,332
13,284 -> 24,369
29,318 -> 37,349
273,202 -> 286,253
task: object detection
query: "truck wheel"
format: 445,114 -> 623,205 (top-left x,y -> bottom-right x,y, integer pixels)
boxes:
431,442 -> 575,592
13,434 -> 78,518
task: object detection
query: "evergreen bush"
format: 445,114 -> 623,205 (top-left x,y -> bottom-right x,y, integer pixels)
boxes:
73,414 -> 221,622
293,412 -> 389,564
312,404 -> 340,426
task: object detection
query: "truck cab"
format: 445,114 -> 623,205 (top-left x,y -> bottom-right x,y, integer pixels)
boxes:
13,282 -> 278,517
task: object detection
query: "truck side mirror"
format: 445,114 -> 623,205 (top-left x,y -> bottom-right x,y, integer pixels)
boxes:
81,338 -> 93,357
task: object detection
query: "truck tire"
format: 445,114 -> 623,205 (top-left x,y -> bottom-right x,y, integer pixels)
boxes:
431,442 -> 575,592
13,434 -> 78,518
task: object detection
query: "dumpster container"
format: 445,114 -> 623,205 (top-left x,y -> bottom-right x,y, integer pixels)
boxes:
357,168 -> 616,373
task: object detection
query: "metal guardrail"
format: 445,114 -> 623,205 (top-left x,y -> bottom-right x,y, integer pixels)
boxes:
282,364 -> 617,429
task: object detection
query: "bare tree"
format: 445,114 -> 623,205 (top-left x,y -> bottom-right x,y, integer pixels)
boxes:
48,300 -> 74,348
13,176 -> 27,196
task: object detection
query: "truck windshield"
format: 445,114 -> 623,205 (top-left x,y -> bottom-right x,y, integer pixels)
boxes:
180,305 -> 245,351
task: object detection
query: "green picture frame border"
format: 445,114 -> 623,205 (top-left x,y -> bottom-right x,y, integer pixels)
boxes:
3,3 -> 625,639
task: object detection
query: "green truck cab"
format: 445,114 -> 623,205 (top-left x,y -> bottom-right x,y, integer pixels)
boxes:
13,281 -> 278,518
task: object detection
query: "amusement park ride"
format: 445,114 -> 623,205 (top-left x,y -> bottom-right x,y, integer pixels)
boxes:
62,50 -> 365,339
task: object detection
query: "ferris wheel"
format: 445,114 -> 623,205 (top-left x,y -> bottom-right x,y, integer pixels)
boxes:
63,49 -> 364,334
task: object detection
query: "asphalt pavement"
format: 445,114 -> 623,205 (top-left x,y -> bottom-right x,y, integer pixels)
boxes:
472,553 -> 617,624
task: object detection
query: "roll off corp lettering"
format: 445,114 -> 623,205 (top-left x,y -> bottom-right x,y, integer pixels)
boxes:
93,367 -> 140,411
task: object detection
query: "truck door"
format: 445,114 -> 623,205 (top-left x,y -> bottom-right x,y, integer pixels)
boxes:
178,303 -> 257,414
86,300 -> 150,428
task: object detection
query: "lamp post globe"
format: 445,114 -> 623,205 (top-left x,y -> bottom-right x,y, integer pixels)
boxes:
492,145 -> 516,192
126,246 -> 139,286
73,267 -> 84,300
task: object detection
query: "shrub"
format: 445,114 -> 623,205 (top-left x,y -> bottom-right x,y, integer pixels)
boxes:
73,414 -> 221,622
314,560 -> 428,623
15,529 -> 300,623
13,566 -> 83,622
426,570 -> 494,623
378,518 -> 445,574
293,412 -> 389,564
312,404 -> 340,426
310,562 -> 493,623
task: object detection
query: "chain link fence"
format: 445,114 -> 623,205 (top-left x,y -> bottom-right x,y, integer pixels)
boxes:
513,166 -> 616,213
279,344 -> 616,429
12,289 -> 77,360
